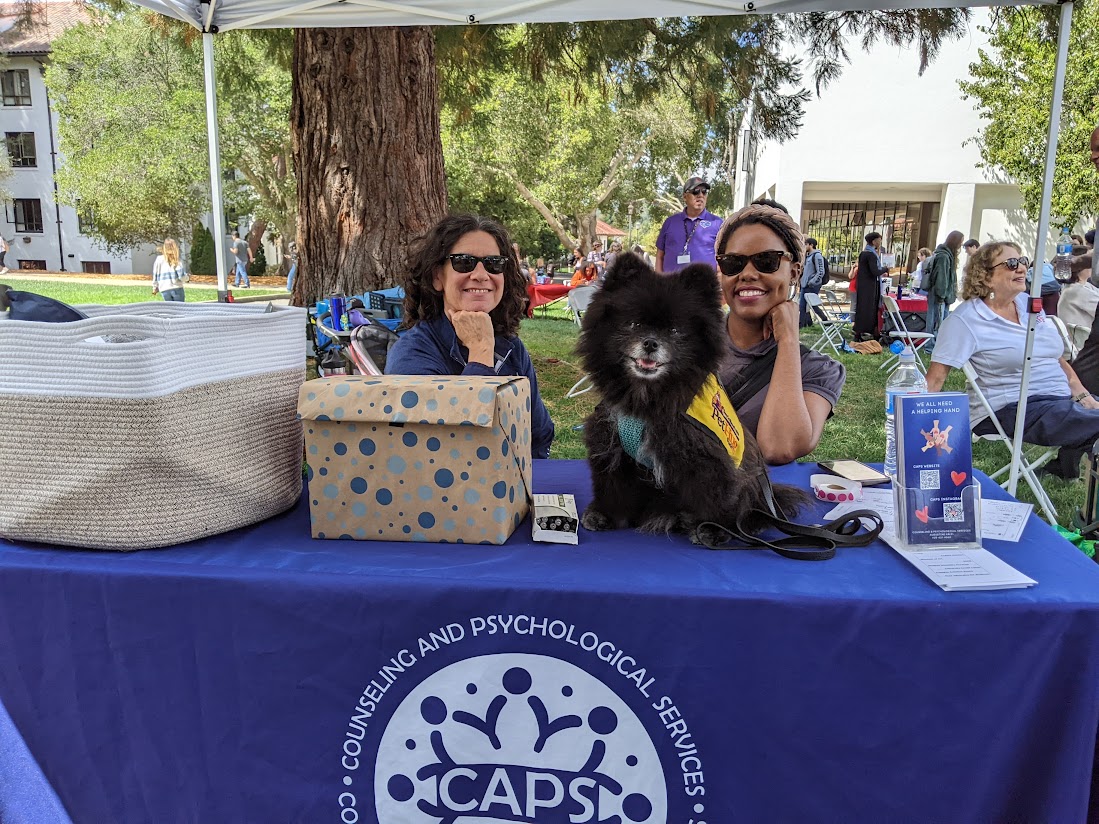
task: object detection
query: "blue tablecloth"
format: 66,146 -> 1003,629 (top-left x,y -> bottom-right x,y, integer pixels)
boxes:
2,460 -> 1099,823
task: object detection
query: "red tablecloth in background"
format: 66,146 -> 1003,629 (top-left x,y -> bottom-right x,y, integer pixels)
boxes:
877,293 -> 928,332
526,283 -> 572,317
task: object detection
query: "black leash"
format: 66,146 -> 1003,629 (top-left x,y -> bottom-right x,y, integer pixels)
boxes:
693,469 -> 885,560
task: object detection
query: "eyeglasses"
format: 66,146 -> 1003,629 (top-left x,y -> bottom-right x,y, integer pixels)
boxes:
993,256 -> 1030,272
686,186 -> 710,196
446,253 -> 507,275
716,250 -> 792,276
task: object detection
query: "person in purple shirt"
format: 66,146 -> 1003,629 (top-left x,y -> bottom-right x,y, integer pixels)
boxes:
655,176 -> 723,273
385,214 -> 555,458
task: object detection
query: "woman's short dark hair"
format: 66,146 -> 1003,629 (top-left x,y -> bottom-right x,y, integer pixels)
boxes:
714,203 -> 804,264
401,214 -> 526,337
865,232 -> 882,245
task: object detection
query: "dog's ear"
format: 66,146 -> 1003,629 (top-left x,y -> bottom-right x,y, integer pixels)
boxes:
676,263 -> 722,307
601,252 -> 652,292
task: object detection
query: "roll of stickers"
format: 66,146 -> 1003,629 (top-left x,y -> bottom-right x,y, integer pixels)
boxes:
809,474 -> 863,503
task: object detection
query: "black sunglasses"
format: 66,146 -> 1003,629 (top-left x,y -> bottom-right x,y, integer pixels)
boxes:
993,256 -> 1030,272
446,253 -> 507,275
686,186 -> 710,196
716,250 -> 792,276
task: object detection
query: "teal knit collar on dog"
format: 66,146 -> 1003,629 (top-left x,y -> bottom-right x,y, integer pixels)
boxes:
616,414 -> 653,470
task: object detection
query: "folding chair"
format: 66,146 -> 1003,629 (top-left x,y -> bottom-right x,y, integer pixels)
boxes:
804,292 -> 849,357
567,285 -> 597,328
962,362 -> 1058,523
1049,315 -> 1080,362
823,288 -> 851,321
880,295 -> 935,374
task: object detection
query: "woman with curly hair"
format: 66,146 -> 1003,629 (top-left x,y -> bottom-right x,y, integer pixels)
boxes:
927,240 -> 1099,479
714,202 -> 846,464
385,214 -> 555,458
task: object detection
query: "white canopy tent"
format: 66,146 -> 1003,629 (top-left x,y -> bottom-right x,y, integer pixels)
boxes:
126,0 -> 1073,501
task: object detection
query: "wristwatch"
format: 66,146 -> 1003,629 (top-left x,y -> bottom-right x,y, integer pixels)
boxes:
1073,391 -> 1089,403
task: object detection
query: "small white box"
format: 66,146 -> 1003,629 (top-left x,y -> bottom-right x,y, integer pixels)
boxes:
532,494 -> 579,544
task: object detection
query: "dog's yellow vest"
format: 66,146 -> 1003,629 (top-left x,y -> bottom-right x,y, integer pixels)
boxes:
617,374 -> 745,470
685,374 -> 745,468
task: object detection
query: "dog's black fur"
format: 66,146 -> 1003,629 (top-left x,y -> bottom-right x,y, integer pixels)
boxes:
576,253 -> 807,544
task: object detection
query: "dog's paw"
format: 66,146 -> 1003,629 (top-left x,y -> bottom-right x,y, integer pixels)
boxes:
581,506 -> 613,532
690,522 -> 732,548
638,513 -> 686,535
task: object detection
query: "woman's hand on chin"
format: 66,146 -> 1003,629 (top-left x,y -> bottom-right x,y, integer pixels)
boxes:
765,300 -> 800,344
449,310 -> 495,367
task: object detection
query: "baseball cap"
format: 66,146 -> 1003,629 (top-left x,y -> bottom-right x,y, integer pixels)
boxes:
683,176 -> 708,193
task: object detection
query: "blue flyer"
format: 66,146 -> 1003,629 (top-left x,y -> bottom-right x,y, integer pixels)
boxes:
895,392 -> 978,545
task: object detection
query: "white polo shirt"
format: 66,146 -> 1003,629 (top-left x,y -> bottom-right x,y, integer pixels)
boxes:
930,294 -> 1068,424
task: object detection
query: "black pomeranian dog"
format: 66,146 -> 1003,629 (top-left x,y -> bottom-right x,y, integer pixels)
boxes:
576,253 -> 806,544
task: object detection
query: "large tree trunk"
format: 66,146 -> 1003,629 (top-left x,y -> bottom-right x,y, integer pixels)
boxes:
291,27 -> 448,305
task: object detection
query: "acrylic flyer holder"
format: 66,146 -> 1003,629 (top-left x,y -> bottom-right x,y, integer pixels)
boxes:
892,481 -> 983,551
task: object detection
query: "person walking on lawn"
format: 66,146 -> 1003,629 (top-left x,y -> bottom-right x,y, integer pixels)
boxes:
231,230 -> 253,289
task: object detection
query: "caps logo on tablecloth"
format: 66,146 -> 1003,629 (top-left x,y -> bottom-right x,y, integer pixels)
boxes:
372,653 -> 666,822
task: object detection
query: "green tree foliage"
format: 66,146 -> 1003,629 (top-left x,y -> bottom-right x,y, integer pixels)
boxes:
960,5 -> 1099,223
44,8 -> 296,251
189,223 -> 215,275
443,66 -> 713,253
247,243 -> 268,280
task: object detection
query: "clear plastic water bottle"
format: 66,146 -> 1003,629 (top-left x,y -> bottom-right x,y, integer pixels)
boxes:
884,347 -> 928,479
1054,226 -> 1073,282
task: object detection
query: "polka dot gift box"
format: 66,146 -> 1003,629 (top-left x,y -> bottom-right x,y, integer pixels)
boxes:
297,375 -> 533,544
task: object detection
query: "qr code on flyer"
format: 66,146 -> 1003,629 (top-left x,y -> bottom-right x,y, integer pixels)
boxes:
943,502 -> 964,522
919,469 -> 939,490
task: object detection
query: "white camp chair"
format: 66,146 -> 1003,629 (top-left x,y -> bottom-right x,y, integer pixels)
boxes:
1050,315 -> 1081,362
880,295 -> 935,374
804,292 -> 849,357
567,285 -> 597,328
962,362 -> 1058,523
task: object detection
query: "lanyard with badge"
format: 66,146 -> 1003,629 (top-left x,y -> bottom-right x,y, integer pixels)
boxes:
678,216 -> 699,266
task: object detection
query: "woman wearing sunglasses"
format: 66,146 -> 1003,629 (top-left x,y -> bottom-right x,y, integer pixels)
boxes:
926,241 -> 1099,480
386,214 -> 555,458
714,203 -> 846,464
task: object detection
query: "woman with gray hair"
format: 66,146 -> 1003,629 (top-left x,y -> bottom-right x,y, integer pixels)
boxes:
714,203 -> 846,464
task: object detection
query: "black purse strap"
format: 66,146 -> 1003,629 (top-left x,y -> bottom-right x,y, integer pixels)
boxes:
724,344 -> 812,410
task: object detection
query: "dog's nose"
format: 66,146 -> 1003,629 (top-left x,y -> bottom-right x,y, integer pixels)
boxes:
642,338 -> 659,353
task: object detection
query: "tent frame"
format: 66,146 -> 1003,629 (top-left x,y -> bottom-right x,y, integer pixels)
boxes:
158,0 -> 1076,499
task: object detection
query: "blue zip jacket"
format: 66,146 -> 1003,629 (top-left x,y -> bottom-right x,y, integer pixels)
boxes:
384,315 -> 555,459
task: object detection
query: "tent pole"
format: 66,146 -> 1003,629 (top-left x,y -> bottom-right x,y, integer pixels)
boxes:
202,31 -> 230,300
1007,0 -> 1073,497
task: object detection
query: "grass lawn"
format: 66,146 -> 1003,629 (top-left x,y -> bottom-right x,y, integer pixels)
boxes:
2,276 -> 284,305
521,313 -> 1086,528
9,277 -> 1087,527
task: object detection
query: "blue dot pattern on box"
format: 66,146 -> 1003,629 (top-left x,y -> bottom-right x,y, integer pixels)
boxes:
301,376 -> 531,544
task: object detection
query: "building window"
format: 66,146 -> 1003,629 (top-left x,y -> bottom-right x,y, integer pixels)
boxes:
5,132 -> 35,167
1,70 -> 31,106
18,259 -> 46,271
82,261 -> 111,274
10,199 -> 43,233
77,207 -> 96,234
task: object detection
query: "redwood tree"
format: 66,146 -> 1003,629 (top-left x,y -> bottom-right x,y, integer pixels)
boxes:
291,26 -> 447,304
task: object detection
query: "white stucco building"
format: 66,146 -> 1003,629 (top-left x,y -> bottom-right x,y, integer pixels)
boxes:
0,3 -> 157,274
736,9 -> 1046,272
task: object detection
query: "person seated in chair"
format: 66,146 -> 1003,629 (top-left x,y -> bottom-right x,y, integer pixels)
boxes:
1057,245 -> 1097,332
385,214 -> 555,458
925,241 -> 1099,480
571,261 -> 599,288
714,202 -> 846,464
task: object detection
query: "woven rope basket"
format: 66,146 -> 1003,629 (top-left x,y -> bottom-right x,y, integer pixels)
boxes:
0,302 -> 306,550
